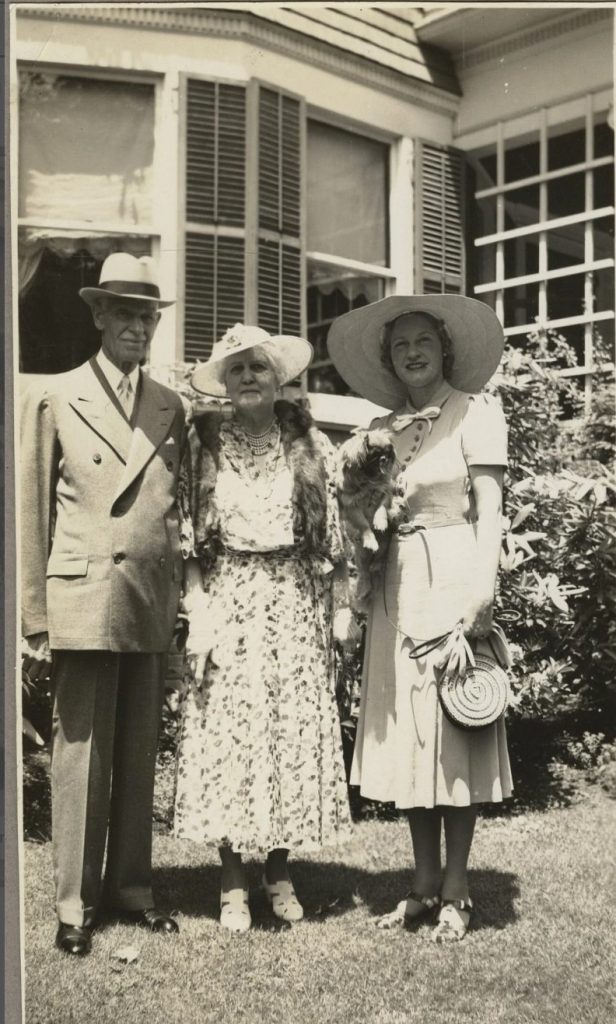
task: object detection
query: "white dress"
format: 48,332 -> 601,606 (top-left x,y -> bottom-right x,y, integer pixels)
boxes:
350,382 -> 514,809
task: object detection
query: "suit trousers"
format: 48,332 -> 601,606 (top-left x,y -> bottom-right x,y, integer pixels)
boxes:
50,650 -> 166,928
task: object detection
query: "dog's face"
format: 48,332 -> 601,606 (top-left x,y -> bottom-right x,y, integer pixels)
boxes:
340,429 -> 397,483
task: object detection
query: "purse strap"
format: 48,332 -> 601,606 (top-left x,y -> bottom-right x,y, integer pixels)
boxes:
402,622 -> 511,671
406,632 -> 451,659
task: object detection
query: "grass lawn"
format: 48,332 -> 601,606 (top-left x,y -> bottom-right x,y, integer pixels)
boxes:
23,791 -> 615,1024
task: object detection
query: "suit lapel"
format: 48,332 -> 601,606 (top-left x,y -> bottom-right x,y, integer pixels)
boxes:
68,360 -> 133,464
114,373 -> 175,503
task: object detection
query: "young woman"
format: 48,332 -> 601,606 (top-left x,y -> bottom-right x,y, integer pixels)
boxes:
328,295 -> 513,942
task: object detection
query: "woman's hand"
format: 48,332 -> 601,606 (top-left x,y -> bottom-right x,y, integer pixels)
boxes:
435,623 -> 475,682
460,594 -> 494,639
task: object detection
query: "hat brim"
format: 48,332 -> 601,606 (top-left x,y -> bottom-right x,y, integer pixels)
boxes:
191,335 -> 313,396
327,295 -> 504,408
79,286 -> 175,309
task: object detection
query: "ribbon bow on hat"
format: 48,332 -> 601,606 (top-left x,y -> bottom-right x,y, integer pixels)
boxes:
391,406 -> 441,433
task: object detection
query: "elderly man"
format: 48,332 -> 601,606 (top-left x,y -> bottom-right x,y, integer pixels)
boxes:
21,253 -> 186,956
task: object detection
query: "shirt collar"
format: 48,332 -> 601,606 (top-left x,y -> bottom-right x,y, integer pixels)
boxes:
400,380 -> 453,416
96,349 -> 140,393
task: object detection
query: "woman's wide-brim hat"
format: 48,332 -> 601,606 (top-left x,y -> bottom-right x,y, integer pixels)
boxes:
327,294 -> 505,409
191,323 -> 313,396
79,252 -> 175,308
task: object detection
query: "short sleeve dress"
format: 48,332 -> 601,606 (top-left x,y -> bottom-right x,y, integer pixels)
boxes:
350,382 -> 513,809
174,419 -> 352,854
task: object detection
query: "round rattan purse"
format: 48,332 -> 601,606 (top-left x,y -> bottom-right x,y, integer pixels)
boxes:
409,623 -> 512,730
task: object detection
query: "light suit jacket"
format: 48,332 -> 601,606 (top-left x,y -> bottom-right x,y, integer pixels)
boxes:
21,357 -> 186,652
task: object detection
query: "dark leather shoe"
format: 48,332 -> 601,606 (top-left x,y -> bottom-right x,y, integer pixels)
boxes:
121,908 -> 179,934
56,923 -> 92,956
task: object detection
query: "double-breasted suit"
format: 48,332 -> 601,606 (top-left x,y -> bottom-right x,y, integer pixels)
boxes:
21,356 -> 186,927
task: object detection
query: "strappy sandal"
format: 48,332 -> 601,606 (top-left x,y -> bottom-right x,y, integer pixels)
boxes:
262,875 -> 304,923
376,891 -> 440,931
220,888 -> 251,933
432,898 -> 473,943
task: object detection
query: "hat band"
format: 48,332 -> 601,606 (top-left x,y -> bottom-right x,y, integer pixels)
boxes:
99,280 -> 160,299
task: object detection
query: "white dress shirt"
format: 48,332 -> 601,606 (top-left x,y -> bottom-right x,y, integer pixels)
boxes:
96,349 -> 140,419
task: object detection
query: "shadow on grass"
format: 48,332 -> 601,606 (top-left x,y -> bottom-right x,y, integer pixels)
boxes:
151,861 -> 520,934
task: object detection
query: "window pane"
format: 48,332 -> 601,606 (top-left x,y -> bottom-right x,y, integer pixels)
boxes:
594,119 -> 613,159
307,121 -> 388,265
547,172 -> 585,219
19,233 -> 152,374
504,236 -> 539,279
306,260 -> 385,394
504,184 -> 539,234
593,265 -> 615,316
548,124 -> 586,170
503,281 -> 538,326
546,272 -> 585,324
594,163 -> 614,209
593,216 -> 615,259
19,72 -> 155,226
504,135 -> 540,182
547,226 -> 584,271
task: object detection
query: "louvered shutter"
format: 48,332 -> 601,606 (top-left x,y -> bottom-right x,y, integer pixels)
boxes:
183,79 -> 304,361
415,140 -> 466,295
256,87 -> 303,336
184,79 -> 246,361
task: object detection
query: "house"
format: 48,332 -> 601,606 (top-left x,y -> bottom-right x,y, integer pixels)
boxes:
12,2 -> 614,428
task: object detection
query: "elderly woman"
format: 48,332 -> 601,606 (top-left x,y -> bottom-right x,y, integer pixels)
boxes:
328,295 -> 513,942
174,323 -> 352,932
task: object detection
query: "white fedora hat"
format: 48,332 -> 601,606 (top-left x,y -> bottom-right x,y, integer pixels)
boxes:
191,323 -> 313,396
79,253 -> 174,308
327,294 -> 505,409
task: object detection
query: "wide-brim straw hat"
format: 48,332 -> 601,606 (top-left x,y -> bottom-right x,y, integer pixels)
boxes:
79,252 -> 174,308
327,294 -> 505,409
191,323 -> 313,396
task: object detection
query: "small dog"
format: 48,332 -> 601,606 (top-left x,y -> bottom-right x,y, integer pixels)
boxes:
336,429 -> 405,611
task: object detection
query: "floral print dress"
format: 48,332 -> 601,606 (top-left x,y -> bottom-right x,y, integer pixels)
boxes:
174,419 -> 352,854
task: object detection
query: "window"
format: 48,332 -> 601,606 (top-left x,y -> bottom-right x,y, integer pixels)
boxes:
470,94 -> 614,410
182,78 -> 303,364
18,70 -> 157,374
306,120 -> 394,395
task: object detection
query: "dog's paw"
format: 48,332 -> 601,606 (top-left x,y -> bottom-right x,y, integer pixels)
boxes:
372,504 -> 388,532
362,529 -> 379,552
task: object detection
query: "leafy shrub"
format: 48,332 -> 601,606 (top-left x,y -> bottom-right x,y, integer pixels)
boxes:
547,732 -> 616,802
490,330 -> 616,725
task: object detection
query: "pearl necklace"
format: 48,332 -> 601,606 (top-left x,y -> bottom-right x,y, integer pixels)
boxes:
243,422 -> 279,456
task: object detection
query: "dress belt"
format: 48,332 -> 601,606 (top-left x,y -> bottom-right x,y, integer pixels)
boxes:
221,543 -> 300,559
395,516 -> 477,536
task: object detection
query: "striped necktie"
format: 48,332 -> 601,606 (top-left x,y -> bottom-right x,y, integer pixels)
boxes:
117,374 -> 133,417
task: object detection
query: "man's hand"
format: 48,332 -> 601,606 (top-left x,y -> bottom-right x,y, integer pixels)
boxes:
22,632 -> 52,681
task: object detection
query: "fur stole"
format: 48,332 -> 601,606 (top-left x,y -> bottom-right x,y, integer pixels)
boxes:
185,399 -> 330,568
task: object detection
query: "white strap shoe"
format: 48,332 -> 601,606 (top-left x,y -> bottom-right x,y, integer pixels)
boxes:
262,875 -> 304,923
220,888 -> 251,933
